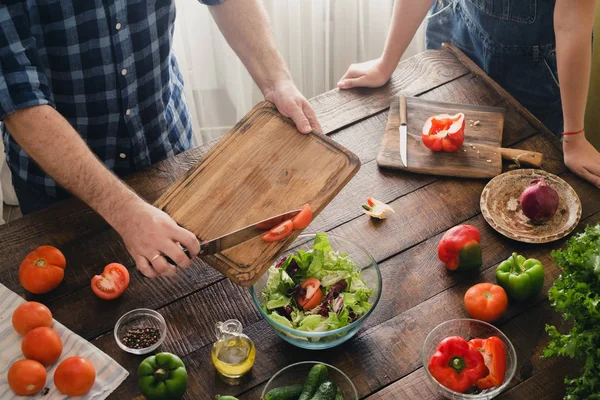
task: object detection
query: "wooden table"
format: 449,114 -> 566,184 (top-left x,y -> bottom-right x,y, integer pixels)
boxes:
0,43 -> 596,400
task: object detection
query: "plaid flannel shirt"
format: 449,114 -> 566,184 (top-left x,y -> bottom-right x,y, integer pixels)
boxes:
0,0 -> 224,199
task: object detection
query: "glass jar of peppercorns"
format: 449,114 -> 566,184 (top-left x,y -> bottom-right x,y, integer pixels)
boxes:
114,308 -> 167,355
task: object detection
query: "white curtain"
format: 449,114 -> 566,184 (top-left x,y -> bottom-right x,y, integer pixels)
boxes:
173,0 -> 426,145
0,0 -> 426,222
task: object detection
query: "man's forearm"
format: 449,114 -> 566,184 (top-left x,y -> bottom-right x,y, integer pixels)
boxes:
554,0 -> 596,132
4,105 -> 140,225
379,0 -> 435,75
208,0 -> 291,95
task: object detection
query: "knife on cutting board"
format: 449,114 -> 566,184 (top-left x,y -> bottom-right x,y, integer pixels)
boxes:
164,208 -> 302,264
399,95 -> 408,167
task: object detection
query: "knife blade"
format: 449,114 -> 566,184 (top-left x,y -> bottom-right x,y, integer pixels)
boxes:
399,95 -> 408,167
164,208 -> 302,264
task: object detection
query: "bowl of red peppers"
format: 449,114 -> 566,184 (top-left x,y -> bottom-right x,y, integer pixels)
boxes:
422,319 -> 517,399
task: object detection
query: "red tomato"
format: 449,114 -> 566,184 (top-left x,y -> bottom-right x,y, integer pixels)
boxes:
8,359 -> 46,396
296,278 -> 324,310
291,204 -> 313,230
262,220 -> 294,242
464,283 -> 508,323
19,245 -> 66,294
91,263 -> 130,300
54,356 -> 96,396
22,327 -> 62,366
12,301 -> 53,336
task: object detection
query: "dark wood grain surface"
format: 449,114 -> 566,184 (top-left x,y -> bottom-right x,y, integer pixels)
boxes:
0,44 -> 595,400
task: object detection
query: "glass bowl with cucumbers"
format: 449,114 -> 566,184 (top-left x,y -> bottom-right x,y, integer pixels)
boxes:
261,361 -> 358,400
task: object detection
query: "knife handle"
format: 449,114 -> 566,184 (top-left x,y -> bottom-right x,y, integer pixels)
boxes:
399,95 -> 407,126
500,148 -> 543,168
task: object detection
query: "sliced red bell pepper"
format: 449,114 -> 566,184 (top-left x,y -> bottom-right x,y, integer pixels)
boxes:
468,336 -> 507,390
428,336 -> 488,393
422,113 -> 465,152
438,225 -> 482,271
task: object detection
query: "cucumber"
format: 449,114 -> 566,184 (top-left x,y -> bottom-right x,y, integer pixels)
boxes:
215,396 -> 239,400
298,364 -> 328,400
310,381 -> 338,400
264,384 -> 304,400
334,385 -> 344,400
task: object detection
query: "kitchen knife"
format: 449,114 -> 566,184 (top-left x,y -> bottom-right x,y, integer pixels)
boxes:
399,95 -> 408,167
164,208 -> 302,264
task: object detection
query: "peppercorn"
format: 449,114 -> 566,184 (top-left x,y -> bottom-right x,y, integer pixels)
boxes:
121,326 -> 161,349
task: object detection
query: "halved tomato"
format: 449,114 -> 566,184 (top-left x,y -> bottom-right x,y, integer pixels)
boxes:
91,263 -> 130,300
262,220 -> 294,242
296,278 -> 324,310
291,204 -> 312,230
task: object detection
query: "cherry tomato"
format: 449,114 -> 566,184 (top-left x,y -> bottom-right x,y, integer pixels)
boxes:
296,278 -> 324,310
91,263 -> 130,300
8,359 -> 46,396
262,220 -> 294,242
12,301 -> 53,336
464,283 -> 508,323
22,326 -> 62,366
291,204 -> 313,230
54,356 -> 96,396
19,245 -> 66,294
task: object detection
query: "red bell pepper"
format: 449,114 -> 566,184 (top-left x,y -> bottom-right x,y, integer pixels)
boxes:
438,225 -> 482,271
468,336 -> 507,390
422,113 -> 465,152
428,336 -> 488,393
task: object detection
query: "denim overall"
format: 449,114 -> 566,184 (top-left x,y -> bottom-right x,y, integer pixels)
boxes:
426,0 -> 562,136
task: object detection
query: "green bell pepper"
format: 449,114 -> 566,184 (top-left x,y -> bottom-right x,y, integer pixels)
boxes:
138,352 -> 188,400
496,252 -> 544,301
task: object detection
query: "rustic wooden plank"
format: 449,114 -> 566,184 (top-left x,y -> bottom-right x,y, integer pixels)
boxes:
102,176 -> 599,399
310,48 -> 470,134
497,360 -> 580,400
442,43 -> 561,150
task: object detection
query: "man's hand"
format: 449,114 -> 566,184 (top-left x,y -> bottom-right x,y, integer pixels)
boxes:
113,199 -> 201,278
337,58 -> 392,89
563,133 -> 600,188
264,80 -> 321,134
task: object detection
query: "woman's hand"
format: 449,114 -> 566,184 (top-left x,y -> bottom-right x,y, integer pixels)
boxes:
563,133 -> 600,188
337,58 -> 393,89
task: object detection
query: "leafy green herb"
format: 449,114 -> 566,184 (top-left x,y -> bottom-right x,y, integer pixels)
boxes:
543,224 -> 600,399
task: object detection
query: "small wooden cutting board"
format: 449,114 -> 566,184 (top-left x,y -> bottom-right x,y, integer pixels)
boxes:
377,97 -> 542,178
154,102 -> 360,286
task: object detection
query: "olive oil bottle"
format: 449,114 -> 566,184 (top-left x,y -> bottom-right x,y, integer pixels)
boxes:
211,319 -> 255,381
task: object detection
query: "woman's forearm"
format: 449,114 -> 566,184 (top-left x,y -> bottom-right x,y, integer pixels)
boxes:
379,0 -> 435,75
554,0 -> 596,132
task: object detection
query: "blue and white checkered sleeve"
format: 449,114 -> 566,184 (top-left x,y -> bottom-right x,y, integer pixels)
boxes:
198,0 -> 226,5
0,2 -> 55,121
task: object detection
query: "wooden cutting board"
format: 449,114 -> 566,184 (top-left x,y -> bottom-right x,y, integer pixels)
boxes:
154,102 -> 360,286
376,97 -> 542,178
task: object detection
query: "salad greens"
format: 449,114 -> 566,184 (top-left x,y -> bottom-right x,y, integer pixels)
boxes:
261,233 -> 372,332
544,224 -> 600,400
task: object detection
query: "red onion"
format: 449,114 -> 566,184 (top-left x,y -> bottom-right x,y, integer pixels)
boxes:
519,178 -> 559,222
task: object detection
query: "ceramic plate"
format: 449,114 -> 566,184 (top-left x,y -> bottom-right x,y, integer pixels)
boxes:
480,169 -> 581,243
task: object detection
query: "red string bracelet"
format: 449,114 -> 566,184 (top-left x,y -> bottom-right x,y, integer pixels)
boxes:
563,129 -> 583,136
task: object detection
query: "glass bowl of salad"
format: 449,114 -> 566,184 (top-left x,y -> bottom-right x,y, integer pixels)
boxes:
422,319 -> 517,399
250,233 -> 382,350
261,361 -> 358,400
